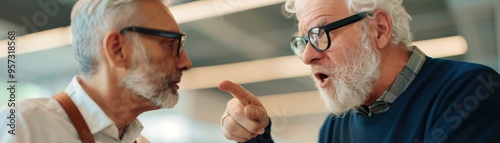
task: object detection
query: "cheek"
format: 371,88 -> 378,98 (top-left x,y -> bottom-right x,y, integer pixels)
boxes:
327,33 -> 363,66
148,48 -> 175,69
325,43 -> 352,67
155,59 -> 177,74
324,50 -> 344,67
149,49 -> 179,71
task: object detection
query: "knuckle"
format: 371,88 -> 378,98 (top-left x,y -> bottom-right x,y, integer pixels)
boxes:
222,130 -> 231,139
249,126 -> 260,133
226,98 -> 236,107
243,138 -> 251,142
235,137 -> 249,142
251,133 -> 258,138
234,138 -> 245,142
233,108 -> 244,118
223,132 -> 229,138
228,134 -> 245,142
226,121 -> 239,132
226,134 -> 236,140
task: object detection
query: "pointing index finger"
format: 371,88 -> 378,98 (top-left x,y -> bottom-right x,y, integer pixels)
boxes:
219,80 -> 259,106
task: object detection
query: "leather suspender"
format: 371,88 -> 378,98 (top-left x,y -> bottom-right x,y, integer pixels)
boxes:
53,92 -> 95,143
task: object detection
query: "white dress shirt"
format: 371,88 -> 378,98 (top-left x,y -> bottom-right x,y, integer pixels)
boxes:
0,76 -> 149,143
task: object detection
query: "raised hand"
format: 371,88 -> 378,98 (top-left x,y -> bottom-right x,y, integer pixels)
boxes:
219,80 -> 269,142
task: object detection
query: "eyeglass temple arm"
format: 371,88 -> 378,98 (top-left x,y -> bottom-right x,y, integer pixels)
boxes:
324,11 -> 373,32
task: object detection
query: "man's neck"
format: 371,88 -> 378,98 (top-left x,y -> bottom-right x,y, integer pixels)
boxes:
364,45 -> 412,105
77,75 -> 157,138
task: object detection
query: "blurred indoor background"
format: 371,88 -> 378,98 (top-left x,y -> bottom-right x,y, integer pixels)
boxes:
0,0 -> 499,142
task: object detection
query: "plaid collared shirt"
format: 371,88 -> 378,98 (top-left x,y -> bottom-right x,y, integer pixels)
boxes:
353,46 -> 426,116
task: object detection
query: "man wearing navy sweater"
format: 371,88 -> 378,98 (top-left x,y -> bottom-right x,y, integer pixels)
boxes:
218,0 -> 500,142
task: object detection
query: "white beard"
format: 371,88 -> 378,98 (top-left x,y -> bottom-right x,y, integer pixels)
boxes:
121,63 -> 180,109
120,39 -> 180,109
313,34 -> 381,115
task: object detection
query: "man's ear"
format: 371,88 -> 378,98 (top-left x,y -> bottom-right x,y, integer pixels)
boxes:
372,10 -> 393,49
102,32 -> 129,68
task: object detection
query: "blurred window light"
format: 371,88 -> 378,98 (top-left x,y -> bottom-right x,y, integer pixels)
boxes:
0,27 -> 71,58
138,114 -> 229,142
414,36 -> 468,58
170,0 -> 286,23
139,115 -> 189,142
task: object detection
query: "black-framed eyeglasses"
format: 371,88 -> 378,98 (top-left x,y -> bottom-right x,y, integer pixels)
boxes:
290,11 -> 373,59
120,27 -> 186,57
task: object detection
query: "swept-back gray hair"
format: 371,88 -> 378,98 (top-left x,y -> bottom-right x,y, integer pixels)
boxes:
284,0 -> 413,48
71,0 -> 173,76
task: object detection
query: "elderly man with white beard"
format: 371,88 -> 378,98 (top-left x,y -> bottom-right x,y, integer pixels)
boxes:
0,0 -> 191,142
219,0 -> 500,142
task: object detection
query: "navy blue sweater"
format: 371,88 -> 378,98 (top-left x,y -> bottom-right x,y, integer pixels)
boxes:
319,57 -> 500,143
250,57 -> 500,143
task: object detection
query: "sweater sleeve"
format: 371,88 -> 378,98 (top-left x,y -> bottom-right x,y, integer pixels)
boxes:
423,69 -> 500,142
244,118 -> 274,143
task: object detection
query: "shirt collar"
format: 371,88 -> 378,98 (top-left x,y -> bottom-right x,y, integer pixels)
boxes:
354,46 -> 426,116
64,76 -> 144,141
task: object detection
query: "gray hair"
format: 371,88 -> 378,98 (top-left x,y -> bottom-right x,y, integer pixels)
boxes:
71,0 -> 173,76
284,0 -> 413,49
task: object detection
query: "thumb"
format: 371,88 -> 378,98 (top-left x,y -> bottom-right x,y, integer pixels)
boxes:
244,105 -> 267,121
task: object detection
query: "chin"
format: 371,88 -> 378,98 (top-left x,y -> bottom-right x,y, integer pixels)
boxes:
318,87 -> 352,115
316,79 -> 371,116
149,89 -> 179,109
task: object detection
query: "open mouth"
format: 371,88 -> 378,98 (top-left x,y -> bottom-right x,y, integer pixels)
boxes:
171,80 -> 181,90
314,72 -> 330,84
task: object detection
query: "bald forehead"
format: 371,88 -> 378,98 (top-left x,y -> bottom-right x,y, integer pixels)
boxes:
138,0 -> 180,32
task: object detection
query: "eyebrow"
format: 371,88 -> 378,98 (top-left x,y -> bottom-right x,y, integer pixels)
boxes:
297,17 -> 332,36
311,18 -> 331,28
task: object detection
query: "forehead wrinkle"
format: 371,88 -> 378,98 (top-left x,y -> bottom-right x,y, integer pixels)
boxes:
298,16 -> 333,36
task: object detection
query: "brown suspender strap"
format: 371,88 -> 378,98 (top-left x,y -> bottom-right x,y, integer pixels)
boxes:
53,92 -> 95,143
